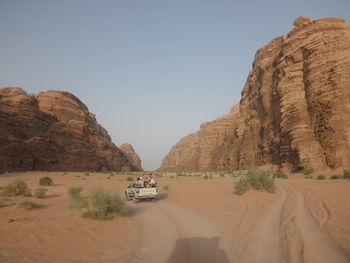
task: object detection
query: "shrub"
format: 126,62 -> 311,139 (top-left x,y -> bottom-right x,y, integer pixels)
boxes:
204,175 -> 209,180
126,176 -> 134,181
68,186 -> 87,210
330,175 -> 338,180
85,172 -> 90,176
2,179 -> 31,197
234,178 -> 249,195
273,172 -> 288,179
234,169 -> 275,195
301,168 -> 314,175
162,185 -> 170,191
170,175 -> 174,178
82,187 -> 128,220
39,176 -> 53,186
220,173 -> 225,177
343,170 -> 350,180
17,200 -> 37,210
317,175 -> 326,180
34,188 -> 47,198
305,175 -> 313,179
68,187 -> 128,220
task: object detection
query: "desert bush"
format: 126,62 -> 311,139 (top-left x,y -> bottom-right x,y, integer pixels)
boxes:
17,200 -> 37,210
301,167 -> 314,175
34,188 -> 48,198
162,185 -> 170,191
68,186 -> 87,210
305,175 -> 313,179
330,175 -> 338,180
343,170 -> 350,180
273,172 -> 288,179
204,175 -> 209,180
234,169 -> 275,195
170,175 -> 174,178
246,169 -> 275,193
39,176 -> 53,186
126,176 -> 134,181
81,187 -> 128,220
220,173 -> 225,177
2,179 -> 31,197
68,186 -> 83,198
85,172 -> 90,176
234,178 -> 249,195
317,175 -> 326,180
68,187 -> 128,220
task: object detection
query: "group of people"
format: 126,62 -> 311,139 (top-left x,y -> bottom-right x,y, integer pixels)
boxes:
135,176 -> 157,188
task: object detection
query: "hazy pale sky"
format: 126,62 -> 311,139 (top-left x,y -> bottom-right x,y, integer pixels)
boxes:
1,0 -> 349,170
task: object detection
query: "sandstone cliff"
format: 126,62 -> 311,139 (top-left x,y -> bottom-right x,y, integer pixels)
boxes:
0,88 -> 141,172
160,16 -> 350,172
120,143 -> 143,171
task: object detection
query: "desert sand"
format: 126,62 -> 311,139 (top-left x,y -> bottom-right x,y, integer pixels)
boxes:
0,171 -> 349,263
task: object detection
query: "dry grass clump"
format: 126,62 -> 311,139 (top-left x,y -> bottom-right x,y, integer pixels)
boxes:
39,176 -> 53,186
2,179 -> 31,197
234,169 -> 275,195
34,188 -> 48,198
68,186 -> 128,220
273,172 -> 288,179
17,200 -> 37,210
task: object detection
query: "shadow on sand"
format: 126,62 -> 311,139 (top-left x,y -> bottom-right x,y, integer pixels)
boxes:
166,237 -> 229,263
156,193 -> 168,201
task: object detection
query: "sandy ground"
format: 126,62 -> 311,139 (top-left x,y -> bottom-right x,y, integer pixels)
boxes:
0,171 -> 349,263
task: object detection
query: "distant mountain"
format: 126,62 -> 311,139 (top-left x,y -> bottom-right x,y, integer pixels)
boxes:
160,17 -> 350,172
120,143 -> 143,171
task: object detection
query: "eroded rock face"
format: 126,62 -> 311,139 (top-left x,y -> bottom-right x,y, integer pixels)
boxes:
120,143 -> 143,171
160,17 -> 350,172
0,88 -> 141,172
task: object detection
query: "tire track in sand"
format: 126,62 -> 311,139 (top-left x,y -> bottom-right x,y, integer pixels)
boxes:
253,187 -> 288,263
293,186 -> 349,263
252,182 -> 349,263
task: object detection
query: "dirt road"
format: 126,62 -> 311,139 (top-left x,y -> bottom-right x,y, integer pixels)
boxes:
131,199 -> 231,263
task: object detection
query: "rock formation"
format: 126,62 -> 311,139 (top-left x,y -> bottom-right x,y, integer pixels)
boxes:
120,143 -> 143,171
160,17 -> 350,172
0,88 -> 141,172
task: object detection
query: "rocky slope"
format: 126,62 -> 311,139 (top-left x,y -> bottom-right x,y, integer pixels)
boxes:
160,16 -> 350,172
120,143 -> 143,171
0,88 -> 141,172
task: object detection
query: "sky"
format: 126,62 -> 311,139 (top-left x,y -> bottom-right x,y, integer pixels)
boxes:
1,0 -> 349,170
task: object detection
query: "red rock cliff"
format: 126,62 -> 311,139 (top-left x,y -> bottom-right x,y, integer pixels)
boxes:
160,17 -> 350,171
0,88 -> 141,172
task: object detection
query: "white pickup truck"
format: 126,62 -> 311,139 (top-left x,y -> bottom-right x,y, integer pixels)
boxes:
125,183 -> 158,202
